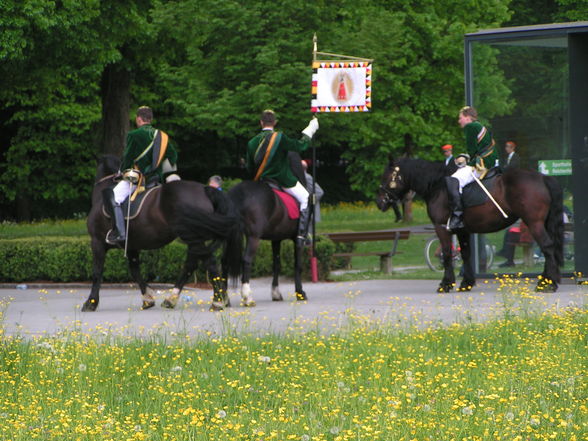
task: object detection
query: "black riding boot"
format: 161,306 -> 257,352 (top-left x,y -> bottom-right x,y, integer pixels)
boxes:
296,207 -> 312,246
102,188 -> 127,245
445,176 -> 464,232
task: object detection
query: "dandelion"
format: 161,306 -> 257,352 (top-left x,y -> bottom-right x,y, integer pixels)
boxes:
337,381 -> 345,388
301,435 -> 311,441
78,363 -> 87,372
134,424 -> 142,432
217,410 -> 227,419
529,417 -> 540,427
505,412 -> 515,421
258,355 -> 271,363
329,426 -> 340,435
422,404 -> 431,412
171,365 -> 182,373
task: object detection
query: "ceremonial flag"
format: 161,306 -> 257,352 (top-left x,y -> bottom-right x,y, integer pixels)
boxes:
310,36 -> 373,113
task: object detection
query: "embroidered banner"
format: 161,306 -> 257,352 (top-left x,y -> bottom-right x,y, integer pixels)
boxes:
310,62 -> 372,113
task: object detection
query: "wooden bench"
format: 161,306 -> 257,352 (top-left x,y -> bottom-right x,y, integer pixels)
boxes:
513,222 -> 574,266
323,230 -> 411,274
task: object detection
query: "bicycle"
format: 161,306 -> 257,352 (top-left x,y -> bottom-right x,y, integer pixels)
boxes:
425,235 -> 494,272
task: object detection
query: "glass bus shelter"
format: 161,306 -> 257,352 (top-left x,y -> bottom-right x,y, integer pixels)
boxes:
464,22 -> 588,278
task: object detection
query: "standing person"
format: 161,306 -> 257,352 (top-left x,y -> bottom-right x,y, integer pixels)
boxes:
442,144 -> 454,166
104,106 -> 179,245
500,140 -> 520,170
301,159 -> 324,236
445,106 -> 498,231
246,109 -> 319,245
441,144 -> 458,174
208,175 -> 223,190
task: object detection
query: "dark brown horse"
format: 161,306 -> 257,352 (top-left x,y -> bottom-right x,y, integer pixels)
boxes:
219,180 -> 308,307
84,155 -> 242,311
376,157 -> 564,292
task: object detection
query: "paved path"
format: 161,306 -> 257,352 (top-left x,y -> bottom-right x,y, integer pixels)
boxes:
1,278 -> 585,339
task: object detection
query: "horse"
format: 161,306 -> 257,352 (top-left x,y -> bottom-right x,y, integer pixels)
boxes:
84,155 -> 242,312
219,180 -> 308,307
376,157 -> 564,292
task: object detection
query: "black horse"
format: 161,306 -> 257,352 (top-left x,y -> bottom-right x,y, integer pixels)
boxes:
376,157 -> 564,292
84,155 -> 242,311
219,180 -> 308,307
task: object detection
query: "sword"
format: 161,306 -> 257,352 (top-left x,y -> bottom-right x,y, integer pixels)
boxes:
470,168 -> 508,218
124,181 -> 133,257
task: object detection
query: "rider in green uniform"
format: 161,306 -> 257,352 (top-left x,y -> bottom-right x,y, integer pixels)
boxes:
105,106 -> 178,245
446,106 -> 497,231
246,109 -> 319,245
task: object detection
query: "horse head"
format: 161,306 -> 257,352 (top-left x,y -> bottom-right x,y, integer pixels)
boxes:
376,156 -> 408,221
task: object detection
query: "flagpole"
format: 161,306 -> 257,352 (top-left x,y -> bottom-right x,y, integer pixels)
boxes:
310,34 -> 319,283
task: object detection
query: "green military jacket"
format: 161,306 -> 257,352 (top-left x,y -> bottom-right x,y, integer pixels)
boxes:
120,124 -> 178,181
246,129 -> 311,188
463,121 -> 497,169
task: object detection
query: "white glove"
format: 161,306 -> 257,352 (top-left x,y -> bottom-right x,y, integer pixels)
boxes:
301,117 -> 319,139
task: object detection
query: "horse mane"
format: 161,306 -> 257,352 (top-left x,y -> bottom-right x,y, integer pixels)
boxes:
95,154 -> 121,181
397,158 -> 447,199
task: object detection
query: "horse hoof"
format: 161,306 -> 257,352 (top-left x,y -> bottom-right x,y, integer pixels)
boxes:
161,299 -> 176,309
295,292 -> 307,301
82,300 -> 98,312
535,280 -> 557,293
437,284 -> 454,293
457,282 -> 475,292
210,302 -> 226,311
141,300 -> 156,310
241,299 -> 256,307
271,296 -> 283,302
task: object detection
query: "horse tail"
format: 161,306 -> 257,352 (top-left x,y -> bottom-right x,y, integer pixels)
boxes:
171,202 -> 242,279
202,186 -> 243,282
543,175 -> 564,269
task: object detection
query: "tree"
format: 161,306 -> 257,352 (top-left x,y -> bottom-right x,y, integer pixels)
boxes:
0,0 -> 159,220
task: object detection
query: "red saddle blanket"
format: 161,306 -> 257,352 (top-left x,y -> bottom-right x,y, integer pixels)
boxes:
272,189 -> 300,220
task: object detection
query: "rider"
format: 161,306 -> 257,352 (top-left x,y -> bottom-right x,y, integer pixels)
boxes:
104,106 -> 179,245
246,109 -> 319,245
445,106 -> 498,231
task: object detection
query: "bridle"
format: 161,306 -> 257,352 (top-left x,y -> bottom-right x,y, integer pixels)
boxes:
378,166 -> 402,206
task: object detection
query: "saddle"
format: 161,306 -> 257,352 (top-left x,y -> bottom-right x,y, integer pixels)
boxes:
263,180 -> 300,220
102,186 -> 160,220
461,167 -> 501,209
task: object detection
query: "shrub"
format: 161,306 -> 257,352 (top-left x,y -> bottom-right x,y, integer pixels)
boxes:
0,237 -> 335,283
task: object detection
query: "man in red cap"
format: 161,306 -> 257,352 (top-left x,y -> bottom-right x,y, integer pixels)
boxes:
441,144 -> 453,167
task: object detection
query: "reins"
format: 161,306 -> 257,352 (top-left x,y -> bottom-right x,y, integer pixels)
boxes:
95,173 -> 117,186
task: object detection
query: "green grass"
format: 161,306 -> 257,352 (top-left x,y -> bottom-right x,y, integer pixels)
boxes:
0,218 -> 87,239
0,306 -> 585,440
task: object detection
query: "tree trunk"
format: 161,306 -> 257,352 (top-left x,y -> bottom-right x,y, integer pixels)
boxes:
16,192 -> 31,222
402,133 -> 415,222
99,63 -> 131,157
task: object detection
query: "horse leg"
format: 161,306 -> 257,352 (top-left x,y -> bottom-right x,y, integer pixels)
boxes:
456,231 -> 476,291
435,227 -> 456,293
527,221 -> 559,292
126,250 -> 156,310
204,253 -> 231,311
82,239 -> 107,312
240,237 -> 260,307
293,239 -> 306,301
271,240 -> 283,301
161,244 -> 201,309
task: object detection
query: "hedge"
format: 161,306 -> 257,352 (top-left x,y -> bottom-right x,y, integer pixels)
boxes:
0,237 -> 336,283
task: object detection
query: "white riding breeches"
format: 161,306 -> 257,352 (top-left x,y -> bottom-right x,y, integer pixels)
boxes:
284,181 -> 309,211
113,180 -> 136,204
451,166 -> 483,193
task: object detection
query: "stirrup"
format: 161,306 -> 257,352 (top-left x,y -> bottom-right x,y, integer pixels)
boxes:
105,229 -> 125,246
